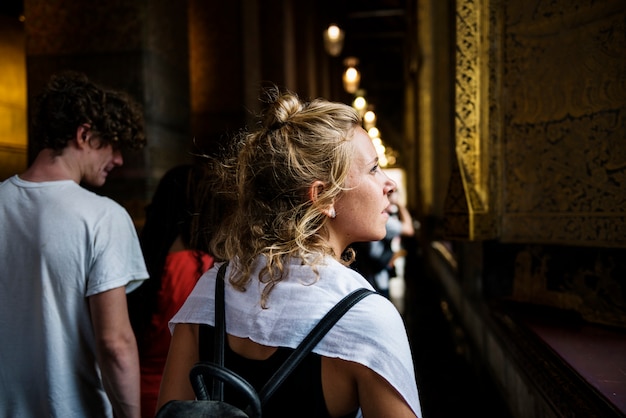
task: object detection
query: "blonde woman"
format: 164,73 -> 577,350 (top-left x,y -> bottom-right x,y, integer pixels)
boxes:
157,89 -> 422,418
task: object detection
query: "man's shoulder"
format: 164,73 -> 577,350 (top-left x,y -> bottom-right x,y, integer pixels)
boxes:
57,186 -> 132,224
0,174 -> 19,190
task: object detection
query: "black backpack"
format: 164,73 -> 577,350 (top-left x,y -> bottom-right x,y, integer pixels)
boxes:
155,262 -> 374,417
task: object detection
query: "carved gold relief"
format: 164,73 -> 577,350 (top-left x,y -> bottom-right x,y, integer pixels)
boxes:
450,0 -> 626,247
453,0 -> 502,240
502,0 -> 626,247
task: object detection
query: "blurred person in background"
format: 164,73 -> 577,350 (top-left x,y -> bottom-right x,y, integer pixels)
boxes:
351,190 -> 415,299
127,164 -> 216,418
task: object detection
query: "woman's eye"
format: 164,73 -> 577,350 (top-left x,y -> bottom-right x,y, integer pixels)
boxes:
370,164 -> 380,173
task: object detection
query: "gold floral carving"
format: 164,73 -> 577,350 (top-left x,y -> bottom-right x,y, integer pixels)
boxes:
451,0 -> 626,247
453,0 -> 502,240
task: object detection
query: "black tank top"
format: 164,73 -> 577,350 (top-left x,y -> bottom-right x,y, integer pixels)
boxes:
199,325 -> 357,418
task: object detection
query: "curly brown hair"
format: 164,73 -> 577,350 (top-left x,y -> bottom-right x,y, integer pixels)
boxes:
31,71 -> 146,152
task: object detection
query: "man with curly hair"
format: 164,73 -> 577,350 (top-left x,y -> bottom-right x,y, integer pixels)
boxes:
0,71 -> 149,418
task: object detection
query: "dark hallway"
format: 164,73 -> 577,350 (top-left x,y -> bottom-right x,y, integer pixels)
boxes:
1,1 -> 625,417
403,239 -> 513,418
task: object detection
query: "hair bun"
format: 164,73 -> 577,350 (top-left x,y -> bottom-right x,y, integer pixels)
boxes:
263,90 -> 304,129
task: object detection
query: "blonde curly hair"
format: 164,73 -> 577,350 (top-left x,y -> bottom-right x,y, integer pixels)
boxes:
208,87 -> 361,306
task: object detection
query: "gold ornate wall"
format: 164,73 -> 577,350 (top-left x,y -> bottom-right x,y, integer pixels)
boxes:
448,0 -> 626,248
0,15 -> 27,181
448,0 -> 502,240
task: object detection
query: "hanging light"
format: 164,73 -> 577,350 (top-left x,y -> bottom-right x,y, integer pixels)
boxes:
367,127 -> 380,139
352,92 -> 367,117
363,109 -> 376,130
323,24 -> 345,57
342,57 -> 361,94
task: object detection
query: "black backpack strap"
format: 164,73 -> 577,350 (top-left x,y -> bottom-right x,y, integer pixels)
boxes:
212,261 -> 229,400
198,324 -> 210,362
198,264 -> 374,408
192,261 -> 264,418
258,287 -> 375,405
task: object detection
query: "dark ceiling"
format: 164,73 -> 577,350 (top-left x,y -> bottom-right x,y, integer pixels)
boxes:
317,0 -> 408,150
0,0 -> 408,149
0,0 -> 22,18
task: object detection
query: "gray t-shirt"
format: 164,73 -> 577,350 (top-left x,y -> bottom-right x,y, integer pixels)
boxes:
0,175 -> 148,417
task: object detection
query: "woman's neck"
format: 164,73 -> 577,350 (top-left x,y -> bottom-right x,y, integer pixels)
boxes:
168,235 -> 188,253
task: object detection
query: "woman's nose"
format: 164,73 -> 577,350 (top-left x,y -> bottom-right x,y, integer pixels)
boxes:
384,174 -> 397,195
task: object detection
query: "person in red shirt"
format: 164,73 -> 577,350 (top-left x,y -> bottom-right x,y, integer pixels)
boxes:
127,164 -> 216,418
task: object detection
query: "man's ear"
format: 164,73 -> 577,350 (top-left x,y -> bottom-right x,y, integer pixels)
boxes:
75,124 -> 91,148
309,181 -> 336,219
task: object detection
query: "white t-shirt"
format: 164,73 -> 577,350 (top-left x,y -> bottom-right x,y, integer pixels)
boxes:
170,256 -> 423,418
0,175 -> 148,417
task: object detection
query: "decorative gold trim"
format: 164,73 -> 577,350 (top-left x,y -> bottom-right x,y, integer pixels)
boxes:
454,0 -> 502,240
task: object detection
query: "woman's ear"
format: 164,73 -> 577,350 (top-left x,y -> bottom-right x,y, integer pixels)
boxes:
309,181 -> 336,219
308,180 -> 324,203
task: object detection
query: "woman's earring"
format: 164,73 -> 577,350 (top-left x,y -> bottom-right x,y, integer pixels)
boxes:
329,207 -> 336,219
